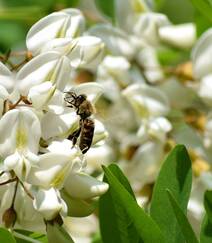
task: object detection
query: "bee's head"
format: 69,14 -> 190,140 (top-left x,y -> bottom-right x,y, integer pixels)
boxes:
75,94 -> 87,106
64,91 -> 87,108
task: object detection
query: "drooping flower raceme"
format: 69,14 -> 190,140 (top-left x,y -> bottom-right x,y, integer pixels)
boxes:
0,8 -> 108,242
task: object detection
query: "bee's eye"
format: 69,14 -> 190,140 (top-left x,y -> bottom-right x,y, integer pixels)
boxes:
78,94 -> 86,101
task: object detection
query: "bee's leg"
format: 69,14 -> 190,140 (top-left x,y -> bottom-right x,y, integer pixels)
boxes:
68,127 -> 81,147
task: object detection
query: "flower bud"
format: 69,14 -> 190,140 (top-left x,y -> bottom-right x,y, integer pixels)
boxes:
159,23 -> 196,49
2,207 -> 17,228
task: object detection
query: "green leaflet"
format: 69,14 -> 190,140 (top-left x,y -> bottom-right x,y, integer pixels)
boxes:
200,190 -> 212,242
101,164 -> 164,243
150,145 -> 192,243
0,228 -> 16,243
99,164 -> 140,243
167,189 -> 199,243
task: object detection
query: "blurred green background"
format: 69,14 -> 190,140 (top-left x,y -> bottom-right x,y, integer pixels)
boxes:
0,0 -> 211,54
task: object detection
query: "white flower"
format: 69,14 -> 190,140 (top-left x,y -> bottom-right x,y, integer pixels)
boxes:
26,8 -> 85,55
97,55 -> 131,88
136,47 -> 164,83
134,12 -> 170,46
0,108 -> 40,180
159,23 -> 196,49
33,187 -> 66,221
137,117 -> 172,143
89,24 -> 136,59
122,141 -> 165,186
41,36 -> 105,70
122,83 -> 170,118
17,51 -> 71,96
64,172 -> 108,200
27,140 -> 80,189
192,28 -> 212,79
0,62 -> 15,93
198,74 -> 212,106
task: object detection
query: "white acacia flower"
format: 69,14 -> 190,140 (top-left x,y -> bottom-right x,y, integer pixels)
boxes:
188,172 -> 212,230
0,108 -> 41,180
122,140 -> 165,186
27,140 -> 80,189
133,12 -> 170,46
26,8 -> 85,55
0,62 -> 20,117
159,23 -> 196,49
0,7 -> 110,240
64,215 -> 98,243
204,113 -> 212,149
17,51 -> 71,110
64,172 -> 108,200
41,36 -> 105,70
33,187 -> 67,221
97,55 -> 131,94
122,83 -> 170,119
192,28 -> 212,79
26,8 -> 104,70
192,29 -> 212,105
137,117 -> 172,143
90,0 -> 195,83
89,24 -> 137,59
198,74 -> 212,106
0,62 -> 15,93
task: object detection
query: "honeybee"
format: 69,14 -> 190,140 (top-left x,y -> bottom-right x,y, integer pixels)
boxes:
64,91 -> 95,154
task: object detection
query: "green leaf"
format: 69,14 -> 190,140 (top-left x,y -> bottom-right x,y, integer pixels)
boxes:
95,0 -> 115,22
101,165 -> 165,243
204,190 -> 212,223
0,228 -> 16,243
99,164 -> 139,243
167,189 -> 199,243
14,230 -> 47,243
150,145 -> 192,243
200,215 -> 212,243
190,0 -> 212,23
200,190 -> 212,242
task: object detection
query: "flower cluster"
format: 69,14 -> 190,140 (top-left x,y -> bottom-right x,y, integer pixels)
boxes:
79,0 -> 212,231
0,8 -> 108,241
1,1 -> 212,241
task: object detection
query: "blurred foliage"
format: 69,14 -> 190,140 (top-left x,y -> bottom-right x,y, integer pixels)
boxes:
0,0 -> 79,52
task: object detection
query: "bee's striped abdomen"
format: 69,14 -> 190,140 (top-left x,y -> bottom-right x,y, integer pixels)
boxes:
79,118 -> 95,154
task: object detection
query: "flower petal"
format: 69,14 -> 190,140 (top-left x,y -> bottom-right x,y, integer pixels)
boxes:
0,108 -> 41,158
0,62 -> 14,92
159,23 -> 196,49
89,24 -> 136,59
64,172 -> 108,199
17,51 -> 71,95
28,140 -> 79,188
41,109 -> 79,140
122,84 -> 170,118
33,187 -> 65,220
26,9 -> 85,55
28,81 -> 56,110
192,28 -> 212,79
